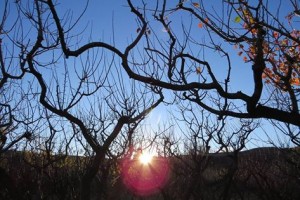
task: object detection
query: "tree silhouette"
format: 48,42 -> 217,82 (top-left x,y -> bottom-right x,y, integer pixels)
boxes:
1,0 -> 163,199
118,0 -> 300,126
1,0 -> 300,199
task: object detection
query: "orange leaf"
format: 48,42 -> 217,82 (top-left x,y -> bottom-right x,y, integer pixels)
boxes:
193,2 -> 200,7
249,17 -> 255,24
291,78 -> 300,86
262,73 -> 267,79
281,39 -> 288,46
249,46 -> 256,54
279,62 -> 285,70
273,31 -> 279,39
196,67 -> 202,74
243,56 -> 248,61
238,51 -> 243,56
242,9 -> 249,16
251,28 -> 258,34
198,22 -> 203,28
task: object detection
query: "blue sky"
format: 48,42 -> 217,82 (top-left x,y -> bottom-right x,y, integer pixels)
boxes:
1,0 -> 298,152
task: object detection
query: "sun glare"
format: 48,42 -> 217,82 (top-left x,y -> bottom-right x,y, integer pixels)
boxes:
121,154 -> 170,196
139,152 -> 153,165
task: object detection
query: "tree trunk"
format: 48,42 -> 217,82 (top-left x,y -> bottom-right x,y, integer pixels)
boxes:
80,153 -> 103,200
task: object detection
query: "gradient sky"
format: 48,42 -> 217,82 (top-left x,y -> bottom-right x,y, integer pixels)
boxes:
1,0 -> 298,151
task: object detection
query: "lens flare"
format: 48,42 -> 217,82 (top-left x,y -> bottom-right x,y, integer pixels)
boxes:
121,156 -> 170,196
139,152 -> 153,165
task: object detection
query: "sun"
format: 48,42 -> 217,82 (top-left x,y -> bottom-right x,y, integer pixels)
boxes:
139,152 -> 153,165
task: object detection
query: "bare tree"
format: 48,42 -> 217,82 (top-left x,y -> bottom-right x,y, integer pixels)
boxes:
1,0 -> 164,199
1,0 -> 299,199
160,100 -> 257,200
0,0 -> 34,154
113,0 -> 300,127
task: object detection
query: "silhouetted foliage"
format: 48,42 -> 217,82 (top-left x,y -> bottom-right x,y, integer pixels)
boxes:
1,0 -> 299,199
